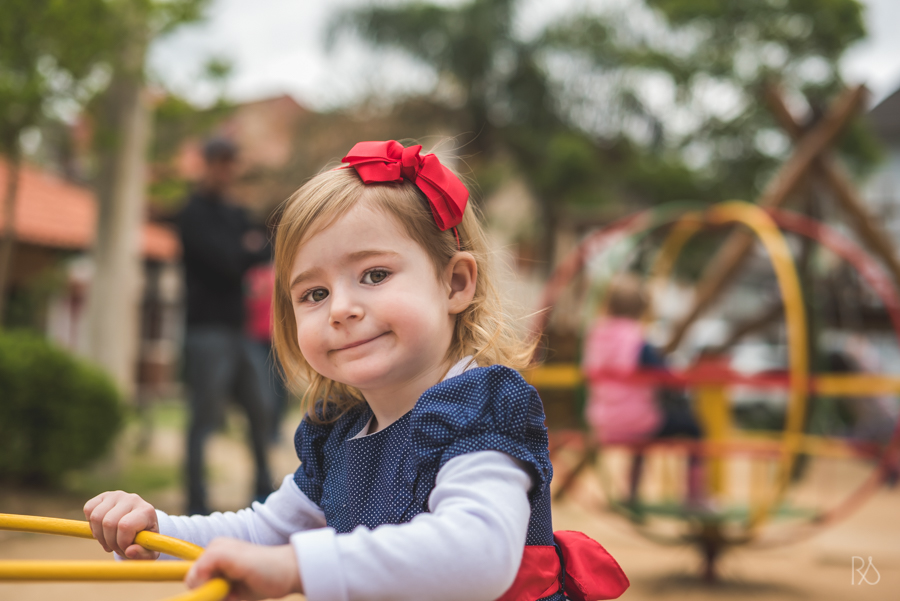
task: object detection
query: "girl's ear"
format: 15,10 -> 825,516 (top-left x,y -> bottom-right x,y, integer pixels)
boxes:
445,252 -> 477,315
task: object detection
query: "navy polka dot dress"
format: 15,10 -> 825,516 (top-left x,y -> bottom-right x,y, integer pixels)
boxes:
293,365 -> 565,600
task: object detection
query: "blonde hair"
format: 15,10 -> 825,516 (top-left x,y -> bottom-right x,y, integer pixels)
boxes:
273,167 -> 536,423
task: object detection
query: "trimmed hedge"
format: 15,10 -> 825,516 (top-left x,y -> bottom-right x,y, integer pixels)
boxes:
0,331 -> 124,484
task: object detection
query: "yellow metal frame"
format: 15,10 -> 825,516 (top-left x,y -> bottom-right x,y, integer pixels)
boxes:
639,202 -> 821,527
529,202 -> 811,532
0,513 -> 230,601
524,365 -> 900,396
645,213 -> 704,325
695,383 -> 731,496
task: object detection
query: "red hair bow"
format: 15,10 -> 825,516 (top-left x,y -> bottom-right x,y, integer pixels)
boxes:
341,140 -> 469,231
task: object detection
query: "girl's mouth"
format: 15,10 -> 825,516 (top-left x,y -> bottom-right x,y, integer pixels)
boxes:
336,332 -> 387,351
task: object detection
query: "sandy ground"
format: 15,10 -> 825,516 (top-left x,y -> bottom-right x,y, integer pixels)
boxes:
2,416 -> 899,601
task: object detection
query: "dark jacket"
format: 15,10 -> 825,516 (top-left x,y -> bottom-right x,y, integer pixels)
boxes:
178,189 -> 269,329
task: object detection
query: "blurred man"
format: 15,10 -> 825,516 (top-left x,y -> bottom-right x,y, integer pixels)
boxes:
178,138 -> 273,515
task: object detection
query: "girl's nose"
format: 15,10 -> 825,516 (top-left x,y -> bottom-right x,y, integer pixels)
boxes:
329,288 -> 364,325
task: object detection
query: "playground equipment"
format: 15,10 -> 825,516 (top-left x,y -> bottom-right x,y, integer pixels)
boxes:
521,83 -> 900,580
0,513 -> 230,601
0,84 -> 894,591
525,201 -> 900,580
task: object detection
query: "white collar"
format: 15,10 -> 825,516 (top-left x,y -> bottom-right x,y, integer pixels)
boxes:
443,355 -> 477,381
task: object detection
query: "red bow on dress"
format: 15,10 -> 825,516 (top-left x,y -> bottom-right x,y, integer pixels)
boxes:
341,140 -> 469,231
497,531 -> 630,601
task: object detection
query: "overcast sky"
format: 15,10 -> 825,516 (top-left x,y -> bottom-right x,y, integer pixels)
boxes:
148,0 -> 900,112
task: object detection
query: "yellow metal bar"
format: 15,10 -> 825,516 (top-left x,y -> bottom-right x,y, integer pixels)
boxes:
815,374 -> 900,395
525,365 -> 900,396
166,580 -> 232,601
0,513 -> 95,540
694,203 -> 808,528
695,384 -> 731,496
0,513 -> 205,560
0,561 -> 189,581
0,513 -> 232,601
646,213 -> 704,323
522,364 -> 582,388
616,202 -> 809,531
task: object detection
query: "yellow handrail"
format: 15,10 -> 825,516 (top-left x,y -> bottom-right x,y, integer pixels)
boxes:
0,513 -> 205,559
0,513 -> 230,601
524,366 -> 900,395
634,202 -> 809,530
0,561 -> 191,581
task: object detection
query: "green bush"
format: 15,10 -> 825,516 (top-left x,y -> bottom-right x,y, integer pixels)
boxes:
0,331 -> 124,485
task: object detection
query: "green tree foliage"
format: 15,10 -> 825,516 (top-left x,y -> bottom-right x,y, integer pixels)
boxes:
0,0 -> 115,152
621,0 -> 879,287
0,0 -> 117,323
88,0 -> 209,156
0,331 -> 124,485
338,0 -> 711,268
203,56 -> 235,105
337,0 -> 876,268
0,0 -> 208,324
640,0 -> 879,198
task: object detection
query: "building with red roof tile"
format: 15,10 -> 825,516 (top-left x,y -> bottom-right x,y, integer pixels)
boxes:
0,160 -> 178,264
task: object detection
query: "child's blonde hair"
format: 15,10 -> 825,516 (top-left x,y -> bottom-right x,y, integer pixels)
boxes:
603,273 -> 649,319
273,167 -> 535,422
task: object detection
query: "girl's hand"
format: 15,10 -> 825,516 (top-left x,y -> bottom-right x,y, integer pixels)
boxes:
186,538 -> 303,601
83,491 -> 160,560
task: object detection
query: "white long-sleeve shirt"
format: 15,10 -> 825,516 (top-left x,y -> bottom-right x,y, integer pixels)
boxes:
158,450 -> 532,601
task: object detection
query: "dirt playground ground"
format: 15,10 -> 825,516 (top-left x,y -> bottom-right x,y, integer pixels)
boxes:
2,411 -> 898,601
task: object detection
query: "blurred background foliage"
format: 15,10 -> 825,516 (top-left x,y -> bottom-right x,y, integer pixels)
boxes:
0,0 -> 209,323
334,0 -> 878,269
0,0 -> 884,396
0,331 -> 123,485
0,0 -> 114,156
0,0 -> 210,472
2,0 -> 878,274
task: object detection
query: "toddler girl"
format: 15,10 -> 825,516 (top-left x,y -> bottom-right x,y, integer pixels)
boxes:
582,274 -> 702,506
84,141 -> 628,601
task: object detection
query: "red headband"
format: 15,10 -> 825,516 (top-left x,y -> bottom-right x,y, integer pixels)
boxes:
341,140 -> 469,231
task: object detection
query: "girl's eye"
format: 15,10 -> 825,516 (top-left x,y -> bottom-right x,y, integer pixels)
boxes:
301,288 -> 329,303
362,269 -> 389,285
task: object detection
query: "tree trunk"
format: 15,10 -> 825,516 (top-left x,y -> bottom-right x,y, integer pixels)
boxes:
0,149 -> 22,327
80,15 -> 151,398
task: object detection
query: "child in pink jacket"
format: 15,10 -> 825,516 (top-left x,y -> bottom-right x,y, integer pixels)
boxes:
582,274 -> 702,506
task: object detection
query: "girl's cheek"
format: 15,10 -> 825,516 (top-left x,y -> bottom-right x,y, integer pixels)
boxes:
293,312 -> 303,343
294,314 -> 313,349
296,319 -> 327,357
295,322 -> 312,348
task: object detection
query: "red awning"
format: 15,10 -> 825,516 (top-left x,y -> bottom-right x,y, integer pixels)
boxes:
0,159 -> 179,261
